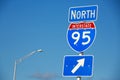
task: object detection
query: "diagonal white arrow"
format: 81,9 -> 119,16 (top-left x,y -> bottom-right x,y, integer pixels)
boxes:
71,58 -> 85,74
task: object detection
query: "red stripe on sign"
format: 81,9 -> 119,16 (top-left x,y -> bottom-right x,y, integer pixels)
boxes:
69,22 -> 95,30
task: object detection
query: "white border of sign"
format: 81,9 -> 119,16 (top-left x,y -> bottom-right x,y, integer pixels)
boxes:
62,55 -> 94,77
68,5 -> 98,23
66,22 -> 97,53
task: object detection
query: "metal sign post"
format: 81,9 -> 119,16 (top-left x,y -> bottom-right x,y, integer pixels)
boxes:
77,77 -> 81,80
77,52 -> 84,80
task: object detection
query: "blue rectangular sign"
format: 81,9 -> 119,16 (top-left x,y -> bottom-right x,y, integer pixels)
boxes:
63,55 -> 93,77
69,5 -> 98,22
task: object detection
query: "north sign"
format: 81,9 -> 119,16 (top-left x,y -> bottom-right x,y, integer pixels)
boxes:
68,5 -> 98,22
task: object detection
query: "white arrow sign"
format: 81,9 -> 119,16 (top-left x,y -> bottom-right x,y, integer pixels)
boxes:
71,58 -> 85,74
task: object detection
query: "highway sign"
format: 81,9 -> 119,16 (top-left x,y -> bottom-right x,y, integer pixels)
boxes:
67,22 -> 96,53
68,5 -> 98,22
63,55 -> 93,77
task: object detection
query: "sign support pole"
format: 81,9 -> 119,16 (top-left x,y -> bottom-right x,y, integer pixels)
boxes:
77,77 -> 81,80
77,52 -> 84,80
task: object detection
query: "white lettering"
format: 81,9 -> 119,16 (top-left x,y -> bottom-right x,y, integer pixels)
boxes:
81,10 -> 86,19
90,10 -> 95,18
77,11 -> 81,19
86,10 -> 91,18
70,9 -> 96,20
71,10 -> 76,20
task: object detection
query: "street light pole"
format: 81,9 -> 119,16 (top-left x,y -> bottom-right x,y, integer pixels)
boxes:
13,60 -> 17,80
13,49 -> 43,80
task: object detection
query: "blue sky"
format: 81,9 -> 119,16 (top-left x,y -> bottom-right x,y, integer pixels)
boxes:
0,0 -> 120,80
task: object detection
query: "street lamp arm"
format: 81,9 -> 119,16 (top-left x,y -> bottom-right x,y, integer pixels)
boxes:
16,51 -> 36,63
16,49 -> 43,64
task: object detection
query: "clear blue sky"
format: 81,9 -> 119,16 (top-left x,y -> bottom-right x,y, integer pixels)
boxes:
0,0 -> 120,80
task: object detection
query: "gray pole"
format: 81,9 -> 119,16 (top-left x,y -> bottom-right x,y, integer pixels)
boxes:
13,60 -> 17,80
76,52 -> 84,80
13,49 -> 43,80
77,77 -> 81,80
